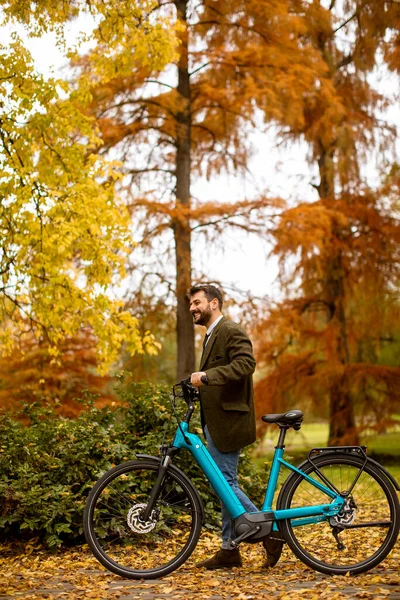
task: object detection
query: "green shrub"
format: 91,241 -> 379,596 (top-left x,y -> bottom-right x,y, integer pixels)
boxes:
0,375 -> 269,547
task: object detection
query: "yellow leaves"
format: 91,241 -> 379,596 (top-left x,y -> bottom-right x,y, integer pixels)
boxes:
68,2 -> 181,86
203,577 -> 221,587
141,330 -> 162,356
1,534 -> 399,599
2,1 -> 180,75
0,37 -> 148,372
160,584 -> 177,593
0,2 -> 181,375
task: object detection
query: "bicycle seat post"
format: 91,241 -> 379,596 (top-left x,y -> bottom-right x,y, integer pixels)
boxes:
276,425 -> 289,449
262,425 -> 289,512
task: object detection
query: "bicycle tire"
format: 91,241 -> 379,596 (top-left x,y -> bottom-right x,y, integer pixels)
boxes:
83,459 -> 203,579
277,453 -> 399,575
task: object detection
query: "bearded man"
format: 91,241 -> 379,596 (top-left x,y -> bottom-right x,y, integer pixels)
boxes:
189,283 -> 284,570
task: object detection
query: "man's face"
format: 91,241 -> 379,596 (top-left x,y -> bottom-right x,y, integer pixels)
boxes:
189,291 -> 214,326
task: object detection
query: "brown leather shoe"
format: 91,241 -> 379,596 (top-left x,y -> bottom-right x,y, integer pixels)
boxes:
196,548 -> 242,569
262,536 -> 284,568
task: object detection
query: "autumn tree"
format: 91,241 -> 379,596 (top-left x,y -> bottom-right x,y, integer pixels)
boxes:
253,0 -> 400,444
0,328 -> 116,417
72,0 -> 325,379
0,1 -> 179,371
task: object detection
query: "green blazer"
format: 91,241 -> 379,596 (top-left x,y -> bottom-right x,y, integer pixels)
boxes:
199,316 -> 256,452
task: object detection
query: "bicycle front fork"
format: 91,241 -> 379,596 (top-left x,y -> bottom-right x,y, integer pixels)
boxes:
139,448 -> 180,521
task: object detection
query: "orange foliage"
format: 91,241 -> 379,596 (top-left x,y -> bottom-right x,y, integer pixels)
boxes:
254,187 -> 400,442
0,329 -> 115,418
250,1 -> 400,444
82,0 -> 324,181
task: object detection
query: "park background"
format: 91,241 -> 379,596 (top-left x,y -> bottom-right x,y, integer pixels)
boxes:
0,1 -> 399,597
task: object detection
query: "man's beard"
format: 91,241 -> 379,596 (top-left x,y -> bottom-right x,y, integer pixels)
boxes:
192,305 -> 212,326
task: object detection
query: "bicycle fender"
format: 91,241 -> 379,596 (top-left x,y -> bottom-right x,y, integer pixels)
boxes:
135,453 -> 161,462
366,457 -> 400,491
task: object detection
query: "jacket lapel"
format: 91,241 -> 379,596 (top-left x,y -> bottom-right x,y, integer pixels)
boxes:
200,316 -> 226,370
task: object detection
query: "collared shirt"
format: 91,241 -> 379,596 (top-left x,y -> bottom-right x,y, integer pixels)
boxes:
204,314 -> 223,347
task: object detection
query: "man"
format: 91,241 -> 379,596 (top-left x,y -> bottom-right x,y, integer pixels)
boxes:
189,283 -> 283,570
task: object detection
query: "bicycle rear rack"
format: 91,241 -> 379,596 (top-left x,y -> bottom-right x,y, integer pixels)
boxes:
306,446 -> 368,498
308,446 -> 368,459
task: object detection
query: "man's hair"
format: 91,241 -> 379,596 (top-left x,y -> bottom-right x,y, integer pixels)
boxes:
189,284 -> 223,310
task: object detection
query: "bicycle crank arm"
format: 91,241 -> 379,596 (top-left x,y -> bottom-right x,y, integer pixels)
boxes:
230,525 -> 263,547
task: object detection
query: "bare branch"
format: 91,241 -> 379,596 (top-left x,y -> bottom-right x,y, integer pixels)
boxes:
127,167 -> 175,175
336,53 -> 354,69
334,12 -> 357,34
189,62 -> 210,77
144,79 -> 175,89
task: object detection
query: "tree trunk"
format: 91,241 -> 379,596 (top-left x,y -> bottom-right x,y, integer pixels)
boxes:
326,284 -> 359,445
317,142 -> 359,445
317,142 -> 335,199
328,369 -> 358,444
174,0 -> 195,380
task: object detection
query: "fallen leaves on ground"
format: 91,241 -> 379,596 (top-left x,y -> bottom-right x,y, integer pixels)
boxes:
0,533 -> 398,599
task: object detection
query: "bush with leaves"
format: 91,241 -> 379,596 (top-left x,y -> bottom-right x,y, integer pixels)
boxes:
0,375 -> 269,547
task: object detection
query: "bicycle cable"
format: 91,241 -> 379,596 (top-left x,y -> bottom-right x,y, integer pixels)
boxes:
170,385 -> 192,445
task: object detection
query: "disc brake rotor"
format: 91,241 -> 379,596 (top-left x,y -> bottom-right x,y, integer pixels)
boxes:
127,503 -> 158,534
332,498 -> 357,526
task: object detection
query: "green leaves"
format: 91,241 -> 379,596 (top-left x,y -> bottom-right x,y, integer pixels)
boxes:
0,379 -> 268,547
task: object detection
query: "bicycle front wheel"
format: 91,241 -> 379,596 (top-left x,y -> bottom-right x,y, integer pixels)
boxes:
277,453 -> 399,575
83,459 -> 203,579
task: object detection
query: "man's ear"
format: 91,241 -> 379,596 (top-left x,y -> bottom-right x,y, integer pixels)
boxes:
211,298 -> 219,310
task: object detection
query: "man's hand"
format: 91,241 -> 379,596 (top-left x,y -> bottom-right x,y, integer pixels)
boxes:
190,371 -> 207,387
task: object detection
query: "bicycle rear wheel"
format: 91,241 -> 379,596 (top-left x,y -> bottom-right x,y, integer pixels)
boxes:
277,453 -> 399,575
83,459 -> 203,579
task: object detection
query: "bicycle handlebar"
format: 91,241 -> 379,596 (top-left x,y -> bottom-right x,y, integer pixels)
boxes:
173,375 -> 208,406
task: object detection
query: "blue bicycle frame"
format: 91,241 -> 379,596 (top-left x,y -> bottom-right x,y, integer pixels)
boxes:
173,422 -> 345,530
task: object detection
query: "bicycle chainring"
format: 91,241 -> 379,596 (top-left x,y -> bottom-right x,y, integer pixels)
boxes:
127,503 -> 159,534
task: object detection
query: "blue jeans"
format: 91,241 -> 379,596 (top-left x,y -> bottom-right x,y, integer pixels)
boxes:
204,425 -> 258,550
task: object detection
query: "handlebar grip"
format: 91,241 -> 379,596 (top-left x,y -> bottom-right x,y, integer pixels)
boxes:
200,374 -> 209,385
